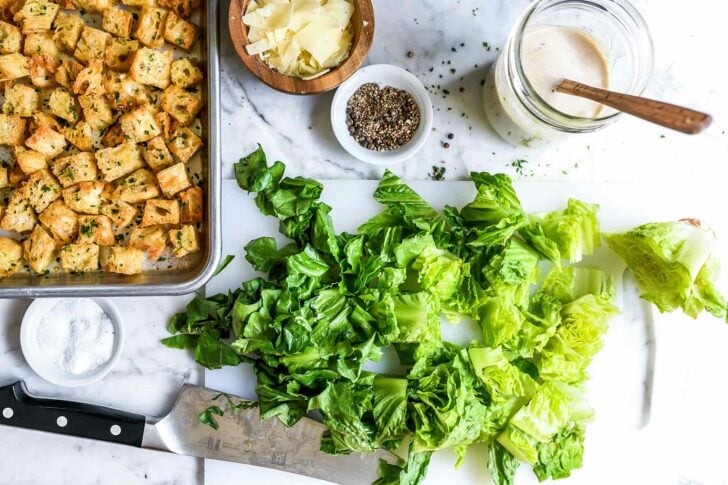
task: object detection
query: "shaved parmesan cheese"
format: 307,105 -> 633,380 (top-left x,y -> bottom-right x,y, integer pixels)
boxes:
242,0 -> 354,79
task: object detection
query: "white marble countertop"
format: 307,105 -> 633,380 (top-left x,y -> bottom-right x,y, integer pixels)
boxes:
1,0 -> 728,483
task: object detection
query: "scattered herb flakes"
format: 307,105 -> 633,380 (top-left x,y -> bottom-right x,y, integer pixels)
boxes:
429,165 -> 446,180
511,159 -> 529,176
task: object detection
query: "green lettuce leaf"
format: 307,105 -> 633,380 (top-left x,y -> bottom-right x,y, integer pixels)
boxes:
539,199 -> 600,263
375,442 -> 432,485
533,423 -> 586,481
373,376 -> 409,449
487,441 -> 521,485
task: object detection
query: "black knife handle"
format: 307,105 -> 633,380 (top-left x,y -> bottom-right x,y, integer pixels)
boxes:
0,381 -> 146,447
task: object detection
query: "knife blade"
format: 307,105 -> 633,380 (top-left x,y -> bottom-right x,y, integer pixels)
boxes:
0,381 -> 399,484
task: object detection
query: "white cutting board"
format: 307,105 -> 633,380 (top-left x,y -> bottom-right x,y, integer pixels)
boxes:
204,179 -> 728,485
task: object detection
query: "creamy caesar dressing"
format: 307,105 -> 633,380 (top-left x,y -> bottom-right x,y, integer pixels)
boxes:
521,26 -> 610,118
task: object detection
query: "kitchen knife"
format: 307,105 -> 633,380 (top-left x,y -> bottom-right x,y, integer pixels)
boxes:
0,381 -> 399,484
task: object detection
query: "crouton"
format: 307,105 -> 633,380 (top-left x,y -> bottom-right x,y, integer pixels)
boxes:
119,105 -> 161,143
13,146 -> 45,173
24,124 -> 65,157
60,242 -> 99,272
38,199 -> 77,242
72,0 -> 116,14
0,20 -> 22,54
0,53 -> 29,81
104,71 -> 149,110
143,135 -> 173,171
105,37 -> 137,72
155,161 -> 189,197
0,236 -> 23,276
168,224 -> 197,257
157,0 -> 198,19
132,6 -> 168,48
48,87 -> 79,124
3,82 -> 38,117
103,245 -> 144,274
23,31 -> 58,70
73,26 -> 110,64
51,152 -> 97,188
160,85 -> 201,126
167,126 -> 202,163
9,162 -> 28,185
163,11 -> 197,51
0,165 -> 9,188
96,143 -> 144,182
170,58 -> 202,88
102,6 -> 133,38
141,197 -> 178,226
112,168 -> 159,203
77,214 -> 114,245
21,168 -> 60,212
100,199 -> 136,227
128,47 -> 171,89
100,122 -> 124,147
61,120 -> 94,152
177,185 -> 201,223
72,58 -> 104,96
1,190 -> 35,232
54,58 -> 83,88
0,113 -> 26,145
52,10 -> 83,52
62,181 -> 105,214
14,0 -> 59,34
78,94 -> 114,131
154,110 -> 172,139
128,224 -> 164,260
23,224 -> 55,273
26,55 -> 54,88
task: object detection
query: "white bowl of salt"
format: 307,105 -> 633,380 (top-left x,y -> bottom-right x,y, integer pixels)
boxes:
20,298 -> 124,387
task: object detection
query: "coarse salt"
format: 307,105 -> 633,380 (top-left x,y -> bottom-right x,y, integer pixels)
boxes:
36,299 -> 115,376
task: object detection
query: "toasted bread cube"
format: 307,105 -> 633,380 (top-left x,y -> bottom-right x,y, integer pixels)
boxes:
61,121 -> 94,152
31,111 -> 59,130
0,165 -> 9,188
0,21 -> 22,54
24,125 -> 65,158
168,224 -> 197,257
1,191 -> 36,232
155,110 -> 172,139
163,11 -> 197,51
167,126 -> 202,163
103,245 -> 144,274
13,146 -> 46,173
0,114 -> 26,145
22,168 -> 60,212
73,0 -> 116,12
3,82 -> 39,117
141,198 -> 178,227
102,7 -> 133,38
62,181 -> 105,214
122,0 -> 156,5
101,122 -> 125,147
0,236 -> 23,276
9,163 -> 28,185
119,105 -> 161,143
51,152 -> 97,188
105,38 -> 137,72
100,199 -> 136,227
128,224 -> 164,260
14,0 -> 60,34
53,11 -> 83,52
72,59 -> 104,96
78,94 -> 114,131
133,7 -> 168,48
26,55 -> 54,88
170,58 -> 202,88
74,26 -> 110,64
96,143 -> 144,182
77,214 -> 114,245
160,85 -> 201,126
112,168 -> 159,203
60,242 -> 99,272
38,199 -> 77,242
104,71 -> 150,110
23,31 -> 59,70
23,224 -> 55,273
54,58 -> 84,88
129,47 -> 172,89
0,53 -> 29,81
48,88 -> 79,124
155,161 -> 189,197
177,185 -> 201,223
157,0 -> 198,18
143,135 -> 173,171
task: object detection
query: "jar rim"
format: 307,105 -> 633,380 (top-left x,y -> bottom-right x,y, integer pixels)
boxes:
507,0 -> 654,132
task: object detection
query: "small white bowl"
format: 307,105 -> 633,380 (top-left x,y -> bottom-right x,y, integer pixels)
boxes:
331,64 -> 433,165
20,298 -> 124,388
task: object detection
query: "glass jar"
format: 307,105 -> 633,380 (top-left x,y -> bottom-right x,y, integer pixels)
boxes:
484,0 -> 654,146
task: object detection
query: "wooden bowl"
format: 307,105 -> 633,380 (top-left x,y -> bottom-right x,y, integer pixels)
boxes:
228,0 -> 375,95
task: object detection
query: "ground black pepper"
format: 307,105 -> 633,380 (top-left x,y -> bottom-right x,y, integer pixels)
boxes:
346,83 -> 421,151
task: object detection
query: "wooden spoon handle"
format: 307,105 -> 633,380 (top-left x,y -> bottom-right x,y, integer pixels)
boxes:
556,79 -> 712,135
